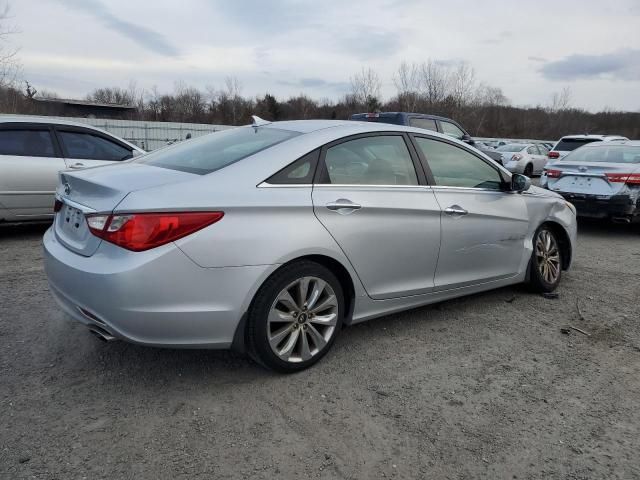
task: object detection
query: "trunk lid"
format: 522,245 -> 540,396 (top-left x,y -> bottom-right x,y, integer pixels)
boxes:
547,162 -> 639,196
55,163 -> 196,256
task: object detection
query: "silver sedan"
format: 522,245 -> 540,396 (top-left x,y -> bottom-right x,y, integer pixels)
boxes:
44,119 -> 577,372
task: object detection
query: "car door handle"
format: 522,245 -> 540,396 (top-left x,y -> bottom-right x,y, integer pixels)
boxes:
444,205 -> 468,216
326,200 -> 362,211
69,162 -> 85,169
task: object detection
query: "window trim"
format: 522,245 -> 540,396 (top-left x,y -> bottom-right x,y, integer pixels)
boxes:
408,133 -> 511,191
0,122 -> 63,158
53,125 -> 134,161
314,132 -> 428,187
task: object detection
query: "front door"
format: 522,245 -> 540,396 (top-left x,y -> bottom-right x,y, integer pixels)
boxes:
312,133 -> 442,300
412,135 -> 529,289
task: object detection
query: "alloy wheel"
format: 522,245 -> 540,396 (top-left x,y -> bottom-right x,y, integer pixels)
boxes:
267,276 -> 339,363
535,230 -> 560,284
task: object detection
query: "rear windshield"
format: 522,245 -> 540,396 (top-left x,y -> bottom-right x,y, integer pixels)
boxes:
553,138 -> 602,152
138,127 -> 300,174
564,145 -> 640,164
496,144 -> 526,152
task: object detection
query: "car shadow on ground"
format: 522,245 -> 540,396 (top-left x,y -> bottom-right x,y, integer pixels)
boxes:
0,221 -> 51,239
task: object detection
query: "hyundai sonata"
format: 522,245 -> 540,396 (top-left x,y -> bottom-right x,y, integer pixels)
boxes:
44,118 -> 577,372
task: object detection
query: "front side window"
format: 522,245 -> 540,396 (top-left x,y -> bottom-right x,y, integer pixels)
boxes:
139,127 -> 299,174
0,129 -> 56,157
414,137 -> 503,190
408,117 -> 438,132
59,131 -> 132,161
440,121 -> 465,139
527,146 -> 537,155
320,135 -> 419,186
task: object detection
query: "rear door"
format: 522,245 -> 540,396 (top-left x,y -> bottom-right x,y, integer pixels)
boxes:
0,123 -> 65,218
54,126 -> 135,170
411,135 -> 529,289
312,133 -> 442,300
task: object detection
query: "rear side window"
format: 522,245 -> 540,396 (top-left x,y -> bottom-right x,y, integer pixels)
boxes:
266,150 -> 319,184
319,135 -> 418,186
139,127 -> 299,174
553,138 -> 601,152
0,129 -> 56,157
59,131 -> 132,161
408,117 -> 438,132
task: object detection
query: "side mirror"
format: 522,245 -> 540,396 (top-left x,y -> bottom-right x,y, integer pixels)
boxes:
461,134 -> 475,145
511,173 -> 531,192
131,149 -> 143,157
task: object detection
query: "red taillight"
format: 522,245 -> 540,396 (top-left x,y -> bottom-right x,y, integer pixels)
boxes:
53,199 -> 63,213
605,173 -> 640,185
546,169 -> 562,178
548,151 -> 560,159
85,211 -> 224,251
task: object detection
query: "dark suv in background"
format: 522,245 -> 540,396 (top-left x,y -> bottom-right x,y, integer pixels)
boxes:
350,112 -> 503,163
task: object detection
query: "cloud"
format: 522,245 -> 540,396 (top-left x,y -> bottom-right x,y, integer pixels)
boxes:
335,28 -> 403,60
56,0 -> 179,57
277,77 -> 350,92
540,49 -> 640,81
528,56 -> 547,62
482,30 -> 513,45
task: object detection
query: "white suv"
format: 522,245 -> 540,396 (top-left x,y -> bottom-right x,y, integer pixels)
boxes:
548,134 -> 629,162
0,116 -> 145,223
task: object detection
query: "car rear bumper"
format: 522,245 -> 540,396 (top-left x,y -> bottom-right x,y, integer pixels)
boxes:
43,227 -> 274,348
556,192 -> 640,219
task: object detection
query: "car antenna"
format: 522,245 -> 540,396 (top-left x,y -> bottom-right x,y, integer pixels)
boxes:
251,115 -> 271,128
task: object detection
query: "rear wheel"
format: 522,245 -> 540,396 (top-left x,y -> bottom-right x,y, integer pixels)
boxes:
246,261 -> 344,372
528,226 -> 562,292
524,163 -> 533,177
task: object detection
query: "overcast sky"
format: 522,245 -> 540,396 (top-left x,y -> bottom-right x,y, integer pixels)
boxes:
10,0 -> 640,112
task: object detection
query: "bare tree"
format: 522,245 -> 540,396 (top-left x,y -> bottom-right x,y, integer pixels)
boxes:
419,60 -> 451,106
0,3 -> 20,89
550,86 -> 572,112
393,61 -> 421,111
350,67 -> 381,110
451,62 -> 476,108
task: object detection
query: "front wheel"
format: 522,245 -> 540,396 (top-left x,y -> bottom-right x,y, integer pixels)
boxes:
246,261 -> 344,372
524,163 -> 533,177
528,226 -> 562,292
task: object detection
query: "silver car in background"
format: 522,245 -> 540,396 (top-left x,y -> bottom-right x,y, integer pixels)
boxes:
0,116 -> 144,223
44,119 -> 577,372
541,140 -> 640,223
497,143 -> 550,176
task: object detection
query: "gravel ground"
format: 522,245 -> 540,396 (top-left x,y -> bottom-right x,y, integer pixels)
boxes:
1,219 -> 639,480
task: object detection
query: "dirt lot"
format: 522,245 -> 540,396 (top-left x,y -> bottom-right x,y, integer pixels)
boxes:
1,219 -> 639,480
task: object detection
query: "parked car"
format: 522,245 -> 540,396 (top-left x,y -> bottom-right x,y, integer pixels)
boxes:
0,116 -> 145,223
44,119 -> 577,372
496,143 -> 549,176
547,134 -> 629,162
350,112 -> 474,144
541,140 -> 640,223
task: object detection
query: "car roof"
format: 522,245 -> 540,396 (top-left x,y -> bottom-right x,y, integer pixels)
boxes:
559,134 -> 629,141
0,114 -> 144,151
579,140 -> 640,148
351,111 -> 457,122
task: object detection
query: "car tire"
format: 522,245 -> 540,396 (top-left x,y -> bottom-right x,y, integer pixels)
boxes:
524,164 -> 533,177
246,260 -> 344,373
528,225 -> 562,293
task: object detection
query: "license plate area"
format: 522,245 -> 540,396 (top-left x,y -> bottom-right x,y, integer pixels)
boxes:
61,204 -> 85,232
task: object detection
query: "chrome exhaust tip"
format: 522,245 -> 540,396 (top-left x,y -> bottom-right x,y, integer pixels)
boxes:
88,326 -> 116,342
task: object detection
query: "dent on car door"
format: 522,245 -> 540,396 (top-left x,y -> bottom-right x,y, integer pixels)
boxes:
311,133 -> 442,300
56,128 -> 134,169
412,136 -> 529,289
0,126 -> 65,218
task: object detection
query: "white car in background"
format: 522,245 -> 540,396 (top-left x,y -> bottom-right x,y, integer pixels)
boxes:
547,134 -> 629,162
496,143 -> 549,177
0,116 -> 145,223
